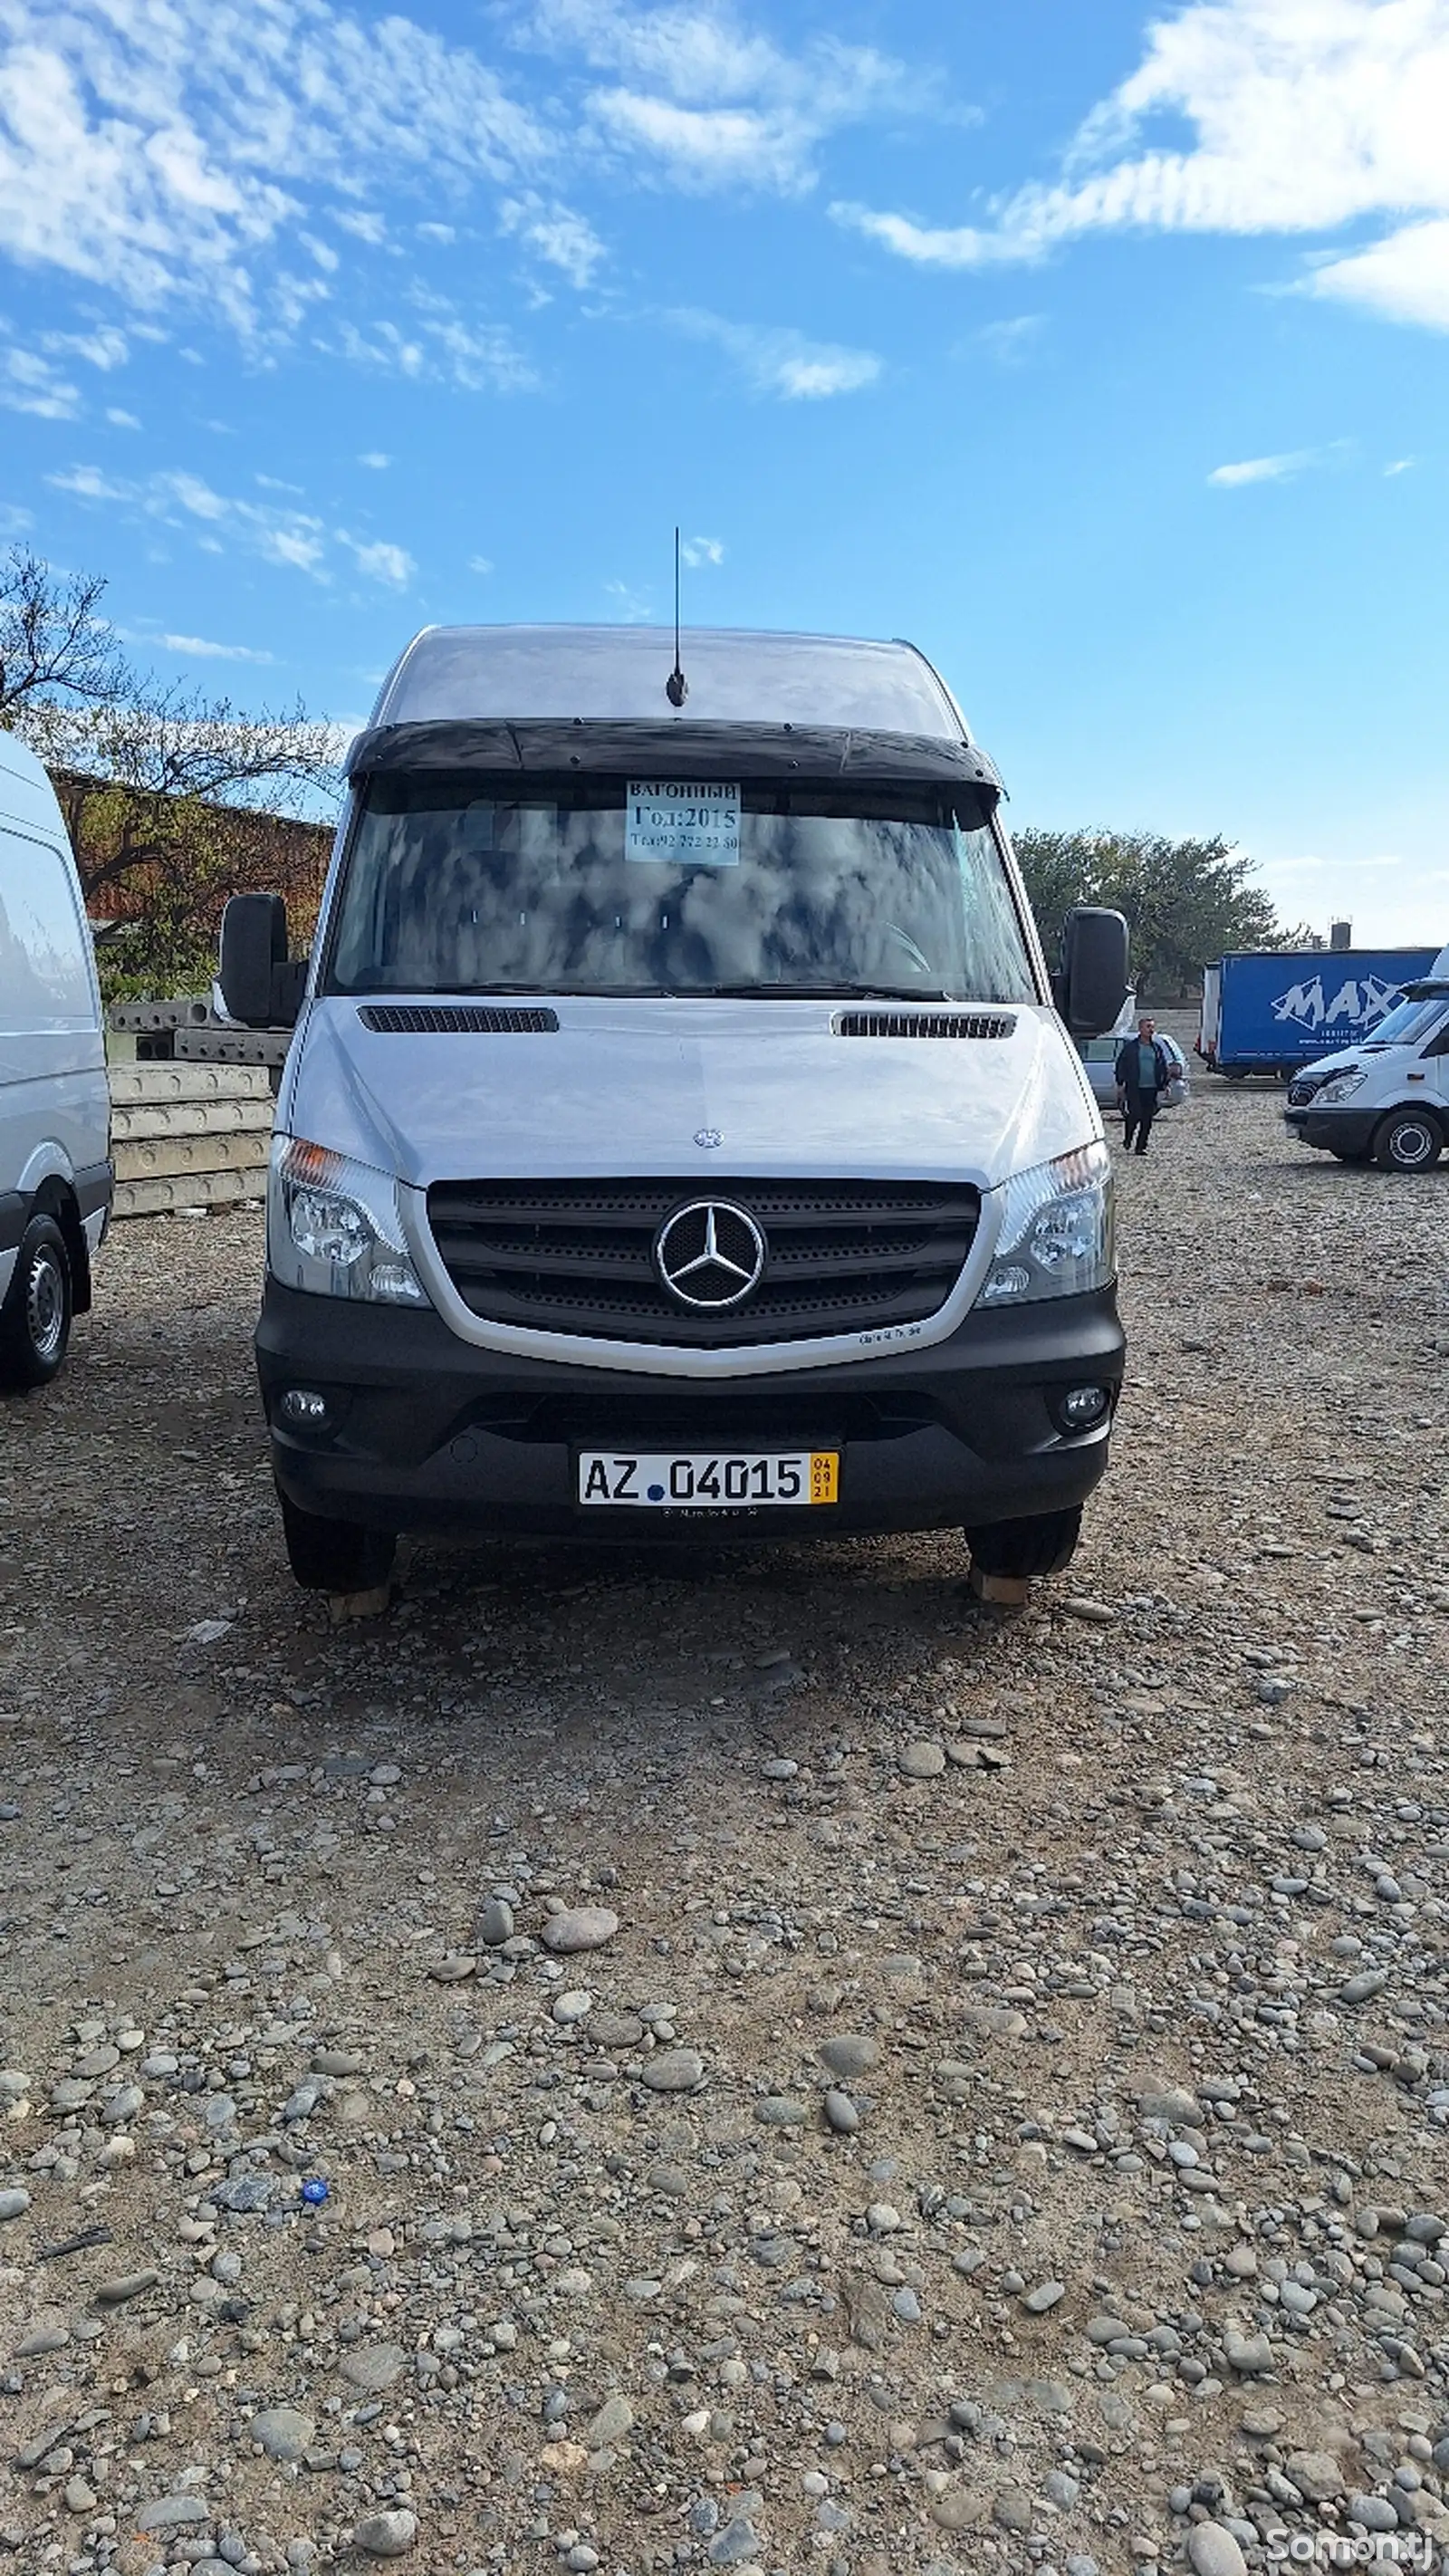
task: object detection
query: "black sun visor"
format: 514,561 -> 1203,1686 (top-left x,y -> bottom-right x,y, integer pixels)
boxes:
344,718 -> 1003,799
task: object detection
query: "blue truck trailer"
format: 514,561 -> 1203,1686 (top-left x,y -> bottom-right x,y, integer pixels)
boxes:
1197,947 -> 1440,1079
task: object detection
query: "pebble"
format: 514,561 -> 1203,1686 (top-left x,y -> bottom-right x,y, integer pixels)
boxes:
354,2508 -> 418,2557
95,2268 -> 159,2304
1223,2329 -> 1274,2375
639,2048 -> 704,2092
136,2497 -> 209,2531
823,2090 -> 859,2135
819,2034 -> 878,2080
900,1740 -> 945,1779
475,1897 -> 513,1946
1187,2528 -> 1249,2576
1348,2497 -> 1400,2533
0,2187 -> 30,2222
250,2407 -> 315,2461
1022,2280 -> 1066,2314
541,1907 -> 620,1955
585,2394 -> 634,2446
340,2342 -> 408,2393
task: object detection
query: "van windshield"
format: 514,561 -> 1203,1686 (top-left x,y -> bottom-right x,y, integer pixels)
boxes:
326,774 -> 1037,1003
1362,995 -> 1449,1051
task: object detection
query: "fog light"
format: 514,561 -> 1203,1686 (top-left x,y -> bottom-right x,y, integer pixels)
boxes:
1058,1384 -> 1110,1431
280,1388 -> 330,1426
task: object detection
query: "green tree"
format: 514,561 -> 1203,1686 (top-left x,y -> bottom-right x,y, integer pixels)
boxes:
1012,827 -> 1285,999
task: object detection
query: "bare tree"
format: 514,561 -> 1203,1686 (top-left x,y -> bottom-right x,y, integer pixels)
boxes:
0,546 -> 133,717
2,549 -> 340,995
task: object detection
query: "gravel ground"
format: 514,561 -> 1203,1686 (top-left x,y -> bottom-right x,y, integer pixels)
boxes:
1,1082 -> 1447,2576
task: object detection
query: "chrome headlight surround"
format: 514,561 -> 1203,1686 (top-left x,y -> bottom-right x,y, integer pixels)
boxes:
267,1137 -> 429,1305
975,1140 -> 1115,1309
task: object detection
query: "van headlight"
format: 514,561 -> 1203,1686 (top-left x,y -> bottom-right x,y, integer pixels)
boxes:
268,1138 -> 429,1305
975,1142 -> 1115,1307
1314,1068 -> 1366,1103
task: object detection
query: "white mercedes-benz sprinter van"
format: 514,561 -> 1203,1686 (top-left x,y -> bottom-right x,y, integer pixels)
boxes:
218,627 -> 1128,1593
0,732 -> 111,1389
1284,943 -> 1449,1170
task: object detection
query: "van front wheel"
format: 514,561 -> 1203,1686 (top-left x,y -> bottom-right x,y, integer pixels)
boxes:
0,1216 -> 72,1390
964,1507 -> 1082,1583
1372,1110 -> 1443,1173
279,1492 -> 397,1592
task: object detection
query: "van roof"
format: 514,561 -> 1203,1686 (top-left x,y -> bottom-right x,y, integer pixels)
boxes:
0,729 -> 52,793
370,625 -> 971,742
0,727 -> 68,841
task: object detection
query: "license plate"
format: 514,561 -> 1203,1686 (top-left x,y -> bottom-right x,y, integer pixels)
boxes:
578,1450 -> 839,1508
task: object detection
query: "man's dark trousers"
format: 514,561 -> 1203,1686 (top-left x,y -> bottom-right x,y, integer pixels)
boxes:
1123,1097 -> 1157,1154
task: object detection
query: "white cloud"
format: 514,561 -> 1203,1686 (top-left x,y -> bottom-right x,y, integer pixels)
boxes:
1306,216 -> 1449,331
0,0 -> 550,333
46,457 -> 332,575
160,631 -> 274,661
520,0 -> 916,196
468,553 -> 494,573
1207,447 -> 1327,486
105,406 -> 140,428
603,576 -> 653,620
359,450 -> 390,469
499,193 -> 605,286
831,203 -> 1026,270
681,534 -> 724,566
977,312 -> 1045,363
43,323 -> 129,370
0,340 -> 81,417
338,533 -> 415,586
1384,455 -> 1415,475
831,0 -> 1449,334
336,313 -> 538,394
671,308 -> 880,399
335,210 -> 388,247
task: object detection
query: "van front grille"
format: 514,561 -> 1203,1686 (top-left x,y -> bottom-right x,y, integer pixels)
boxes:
359,1004 -> 560,1034
835,1011 -> 1016,1040
425,1177 -> 980,1347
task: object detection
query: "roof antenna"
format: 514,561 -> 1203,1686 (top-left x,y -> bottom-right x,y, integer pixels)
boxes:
666,526 -> 688,707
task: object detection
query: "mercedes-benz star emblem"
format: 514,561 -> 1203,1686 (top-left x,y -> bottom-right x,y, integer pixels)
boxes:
656,1199 -> 766,1311
694,1128 -> 723,1149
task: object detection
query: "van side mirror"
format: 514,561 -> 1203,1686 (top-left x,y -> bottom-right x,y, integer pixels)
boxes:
1054,906 -> 1129,1037
218,892 -> 303,1028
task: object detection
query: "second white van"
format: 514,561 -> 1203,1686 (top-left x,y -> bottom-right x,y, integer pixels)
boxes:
0,733 -> 111,1387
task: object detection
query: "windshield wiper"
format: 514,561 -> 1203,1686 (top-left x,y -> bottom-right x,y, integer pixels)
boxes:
688,982 -> 956,1002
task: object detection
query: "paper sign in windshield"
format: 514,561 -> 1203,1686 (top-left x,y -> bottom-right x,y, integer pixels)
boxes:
626,782 -> 741,866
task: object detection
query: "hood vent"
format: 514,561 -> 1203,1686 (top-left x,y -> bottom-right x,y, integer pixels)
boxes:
359,1004 -> 560,1034
836,1010 -> 1017,1041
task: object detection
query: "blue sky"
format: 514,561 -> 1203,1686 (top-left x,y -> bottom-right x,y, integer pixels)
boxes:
4,0 -> 1448,943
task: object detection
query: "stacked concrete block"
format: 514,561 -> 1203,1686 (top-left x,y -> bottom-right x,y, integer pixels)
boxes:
109,1062 -> 273,1218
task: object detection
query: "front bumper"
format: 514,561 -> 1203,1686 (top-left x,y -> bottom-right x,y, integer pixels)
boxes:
1284,1107 -> 1379,1154
256,1280 -> 1126,1542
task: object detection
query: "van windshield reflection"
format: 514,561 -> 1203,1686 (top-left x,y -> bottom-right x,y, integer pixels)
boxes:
326,776 -> 1036,1005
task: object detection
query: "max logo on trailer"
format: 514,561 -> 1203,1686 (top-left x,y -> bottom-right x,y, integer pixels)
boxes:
1271,973 -> 1402,1033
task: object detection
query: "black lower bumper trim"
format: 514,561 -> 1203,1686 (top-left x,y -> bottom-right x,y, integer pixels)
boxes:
256,1280 -> 1126,1543
1284,1108 -> 1379,1153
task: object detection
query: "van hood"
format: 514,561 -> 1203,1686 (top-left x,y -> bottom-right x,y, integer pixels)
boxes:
282,995 -> 1099,1195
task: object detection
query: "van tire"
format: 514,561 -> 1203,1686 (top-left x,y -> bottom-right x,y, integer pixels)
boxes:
964,1506 -> 1082,1582
1371,1110 -> 1443,1173
279,1493 -> 398,1592
0,1216 -> 72,1389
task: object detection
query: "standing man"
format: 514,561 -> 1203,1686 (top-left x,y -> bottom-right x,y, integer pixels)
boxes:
1114,1014 -> 1172,1155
